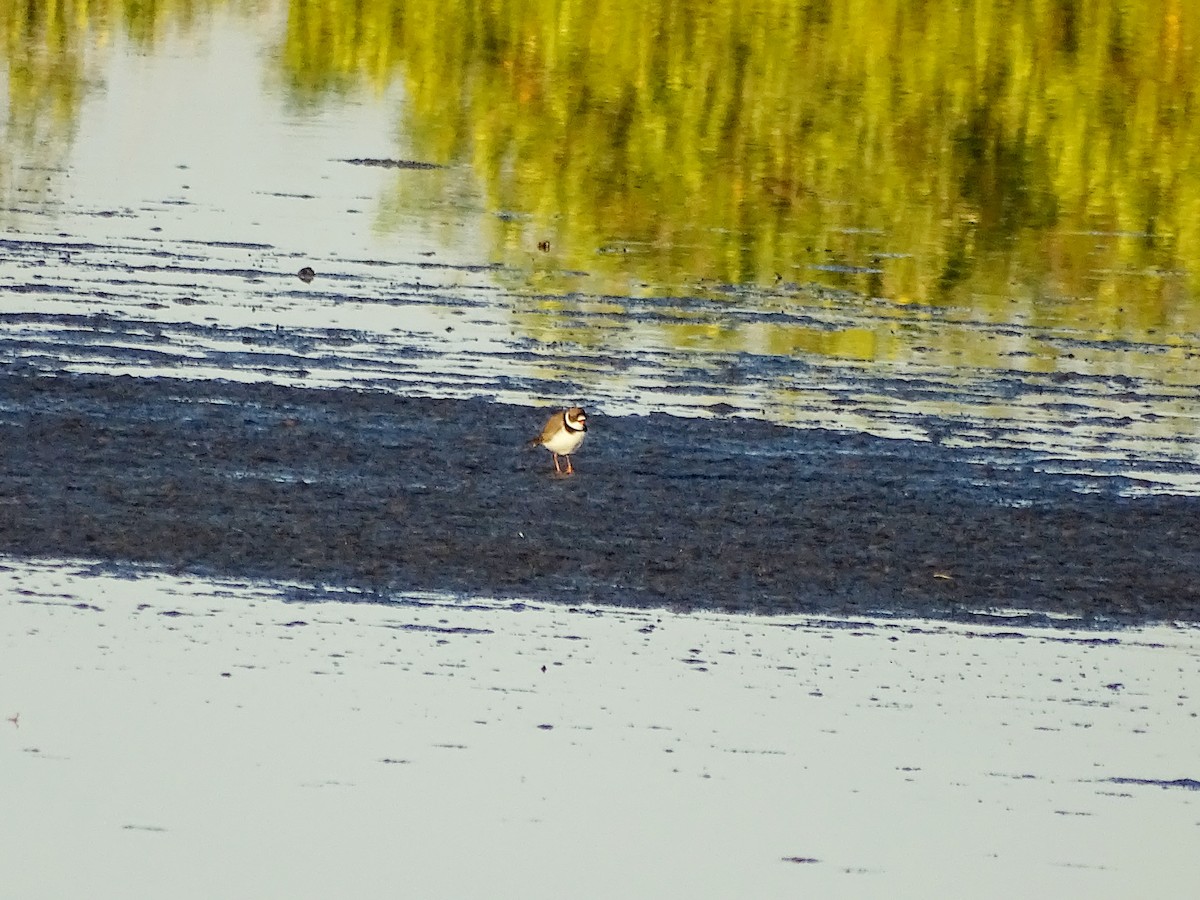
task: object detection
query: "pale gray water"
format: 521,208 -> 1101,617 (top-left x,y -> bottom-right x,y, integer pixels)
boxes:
2,557 -> 1199,899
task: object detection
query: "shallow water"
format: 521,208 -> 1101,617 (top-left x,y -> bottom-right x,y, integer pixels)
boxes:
2,556 -> 1199,898
2,2 -> 1200,488
4,9 -> 1199,894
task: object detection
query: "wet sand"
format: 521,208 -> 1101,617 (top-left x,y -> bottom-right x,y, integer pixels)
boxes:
1,369 -> 1197,624
2,560 -> 1198,899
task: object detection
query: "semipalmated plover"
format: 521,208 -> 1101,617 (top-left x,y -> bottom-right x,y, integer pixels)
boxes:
528,407 -> 587,475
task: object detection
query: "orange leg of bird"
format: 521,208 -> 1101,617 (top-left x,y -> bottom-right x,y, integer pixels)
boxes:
552,453 -> 562,474
564,456 -> 574,475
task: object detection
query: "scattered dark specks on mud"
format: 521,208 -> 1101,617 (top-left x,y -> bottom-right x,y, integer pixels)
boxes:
0,370 -> 1198,624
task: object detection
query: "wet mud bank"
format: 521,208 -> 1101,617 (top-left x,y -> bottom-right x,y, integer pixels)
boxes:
1,369 -> 1197,624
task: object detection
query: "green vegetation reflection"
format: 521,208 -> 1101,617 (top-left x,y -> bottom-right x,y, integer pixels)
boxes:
4,0 -> 1200,362
283,0 -> 1200,347
0,0 -> 254,205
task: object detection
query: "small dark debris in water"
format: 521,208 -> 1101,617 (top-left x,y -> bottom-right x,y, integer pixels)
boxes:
73,602 -> 102,612
781,857 -> 820,865
1104,682 -> 1124,691
705,402 -> 739,416
1106,777 -> 1200,791
160,609 -> 185,617
7,713 -> 18,728
537,240 -> 551,252
281,620 -> 308,627
220,672 -> 231,678
380,758 -> 412,765
341,158 -> 442,170
540,664 -> 546,673
297,267 -> 316,283
122,824 -> 167,833
537,724 -> 554,730
389,623 -> 492,636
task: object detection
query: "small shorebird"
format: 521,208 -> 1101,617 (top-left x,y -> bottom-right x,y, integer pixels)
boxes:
528,407 -> 587,475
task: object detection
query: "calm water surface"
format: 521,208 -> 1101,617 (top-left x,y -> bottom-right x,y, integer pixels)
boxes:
2,1 -> 1200,486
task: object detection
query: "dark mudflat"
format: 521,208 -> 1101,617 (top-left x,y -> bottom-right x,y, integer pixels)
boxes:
1,370 -> 1197,625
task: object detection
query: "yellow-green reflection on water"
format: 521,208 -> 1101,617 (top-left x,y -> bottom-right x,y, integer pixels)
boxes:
361,0 -> 1200,317
3,0 -> 1200,377
0,0 -> 254,203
